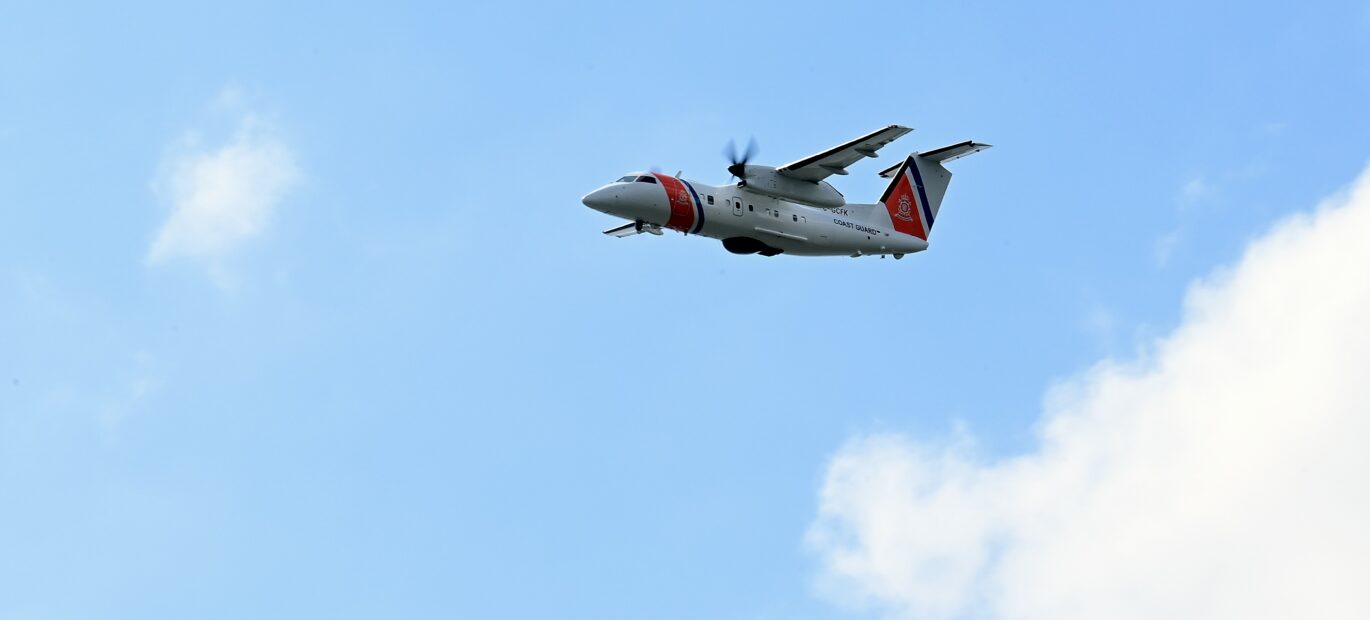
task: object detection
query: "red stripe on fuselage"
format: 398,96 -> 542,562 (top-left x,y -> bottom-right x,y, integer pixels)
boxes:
653,173 -> 696,233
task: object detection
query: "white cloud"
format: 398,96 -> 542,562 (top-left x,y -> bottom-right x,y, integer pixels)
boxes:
808,165 -> 1370,619
1178,176 -> 1210,208
1152,227 -> 1182,267
1080,303 -> 1119,353
147,115 -> 298,267
97,351 -> 162,433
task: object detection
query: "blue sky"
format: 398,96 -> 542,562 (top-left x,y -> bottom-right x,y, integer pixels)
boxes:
3,2 -> 1370,618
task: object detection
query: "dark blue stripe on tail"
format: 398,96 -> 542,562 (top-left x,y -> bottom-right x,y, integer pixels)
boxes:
907,156 -> 935,228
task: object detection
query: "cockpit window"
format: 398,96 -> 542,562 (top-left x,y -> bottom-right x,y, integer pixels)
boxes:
617,175 -> 637,183
635,176 -> 657,184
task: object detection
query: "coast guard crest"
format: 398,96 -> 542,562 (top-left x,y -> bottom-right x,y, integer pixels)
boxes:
895,194 -> 914,222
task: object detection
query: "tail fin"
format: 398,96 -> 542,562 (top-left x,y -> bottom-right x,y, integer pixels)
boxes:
878,141 -> 991,240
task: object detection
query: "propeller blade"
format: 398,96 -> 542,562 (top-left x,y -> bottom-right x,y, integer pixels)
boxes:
741,137 -> 757,164
723,137 -> 759,181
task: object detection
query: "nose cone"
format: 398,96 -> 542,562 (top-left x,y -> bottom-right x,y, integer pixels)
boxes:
582,187 -> 616,213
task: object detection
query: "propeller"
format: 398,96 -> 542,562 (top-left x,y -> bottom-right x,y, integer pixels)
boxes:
723,137 -> 758,183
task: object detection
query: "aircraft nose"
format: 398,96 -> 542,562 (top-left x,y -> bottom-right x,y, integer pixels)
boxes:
582,187 -> 617,212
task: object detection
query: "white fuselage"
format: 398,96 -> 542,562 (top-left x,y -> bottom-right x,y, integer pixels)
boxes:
581,173 -> 929,257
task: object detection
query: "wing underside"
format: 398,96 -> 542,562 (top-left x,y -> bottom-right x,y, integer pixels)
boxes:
777,125 -> 913,182
604,221 -> 663,237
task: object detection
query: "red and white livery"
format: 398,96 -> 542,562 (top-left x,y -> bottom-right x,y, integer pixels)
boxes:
582,124 -> 989,258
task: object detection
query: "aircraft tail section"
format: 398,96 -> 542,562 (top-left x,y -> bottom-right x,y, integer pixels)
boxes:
877,141 -> 991,240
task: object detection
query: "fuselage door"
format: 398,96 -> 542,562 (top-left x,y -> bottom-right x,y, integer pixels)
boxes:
732,197 -> 743,216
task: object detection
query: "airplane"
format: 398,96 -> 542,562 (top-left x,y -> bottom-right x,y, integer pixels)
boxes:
580,124 -> 989,259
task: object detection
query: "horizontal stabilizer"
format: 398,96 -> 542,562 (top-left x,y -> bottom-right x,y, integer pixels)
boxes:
879,141 -> 992,177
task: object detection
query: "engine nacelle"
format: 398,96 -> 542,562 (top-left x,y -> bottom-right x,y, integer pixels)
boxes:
737,165 -> 845,209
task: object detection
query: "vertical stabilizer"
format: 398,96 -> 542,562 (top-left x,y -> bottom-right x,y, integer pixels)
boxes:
877,141 -> 990,239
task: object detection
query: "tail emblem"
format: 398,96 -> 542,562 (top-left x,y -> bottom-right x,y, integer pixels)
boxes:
895,194 -> 914,222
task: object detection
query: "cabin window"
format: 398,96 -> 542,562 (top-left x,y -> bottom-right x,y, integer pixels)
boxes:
706,195 -> 714,205
792,214 -> 798,222
748,204 -> 753,212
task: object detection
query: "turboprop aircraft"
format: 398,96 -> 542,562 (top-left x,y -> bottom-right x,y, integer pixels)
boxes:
581,124 -> 989,258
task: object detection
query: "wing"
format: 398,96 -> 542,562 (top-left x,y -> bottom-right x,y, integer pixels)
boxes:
603,221 -> 663,237
776,125 -> 913,182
